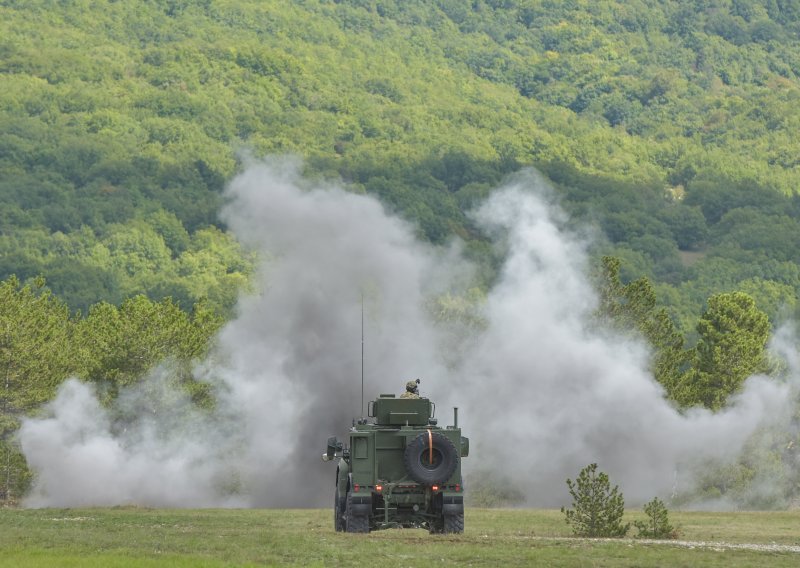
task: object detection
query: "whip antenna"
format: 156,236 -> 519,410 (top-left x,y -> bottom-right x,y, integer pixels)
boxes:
361,294 -> 365,418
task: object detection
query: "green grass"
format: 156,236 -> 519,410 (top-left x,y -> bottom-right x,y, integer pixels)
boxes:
0,508 -> 798,567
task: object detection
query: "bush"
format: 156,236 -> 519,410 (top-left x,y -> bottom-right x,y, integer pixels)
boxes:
561,463 -> 630,537
634,497 -> 677,539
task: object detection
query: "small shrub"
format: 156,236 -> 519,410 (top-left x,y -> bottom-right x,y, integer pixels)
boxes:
561,463 -> 630,537
634,497 -> 677,539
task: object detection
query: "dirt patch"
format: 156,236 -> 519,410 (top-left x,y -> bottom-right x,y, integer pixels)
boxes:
533,535 -> 800,553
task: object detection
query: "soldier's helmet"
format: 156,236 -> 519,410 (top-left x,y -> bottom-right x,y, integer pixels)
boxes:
406,379 -> 420,392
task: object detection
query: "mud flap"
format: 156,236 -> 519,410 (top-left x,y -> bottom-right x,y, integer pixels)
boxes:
349,494 -> 372,515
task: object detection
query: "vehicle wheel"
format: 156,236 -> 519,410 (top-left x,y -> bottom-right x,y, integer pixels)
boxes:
404,431 -> 458,485
443,512 -> 464,534
345,491 -> 369,533
334,494 -> 346,532
428,517 -> 444,534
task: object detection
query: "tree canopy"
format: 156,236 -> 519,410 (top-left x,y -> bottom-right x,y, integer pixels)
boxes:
1,1 -> 800,328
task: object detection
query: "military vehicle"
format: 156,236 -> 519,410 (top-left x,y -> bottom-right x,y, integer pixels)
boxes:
322,385 -> 469,533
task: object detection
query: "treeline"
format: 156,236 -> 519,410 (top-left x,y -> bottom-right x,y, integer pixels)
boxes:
0,277 -> 222,503
0,262 -> 791,508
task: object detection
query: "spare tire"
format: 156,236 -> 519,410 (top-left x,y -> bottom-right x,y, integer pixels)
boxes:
404,431 -> 458,485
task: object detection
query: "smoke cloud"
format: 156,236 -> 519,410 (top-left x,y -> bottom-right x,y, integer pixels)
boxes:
19,160 -> 799,508
460,180 -> 793,505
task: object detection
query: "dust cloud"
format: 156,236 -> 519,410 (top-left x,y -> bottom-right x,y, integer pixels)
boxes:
18,160 -> 797,508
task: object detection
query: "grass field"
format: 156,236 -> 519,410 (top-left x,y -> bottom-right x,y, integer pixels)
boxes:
1,507 -> 799,567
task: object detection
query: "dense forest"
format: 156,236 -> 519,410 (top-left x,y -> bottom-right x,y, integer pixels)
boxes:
3,0 -> 800,506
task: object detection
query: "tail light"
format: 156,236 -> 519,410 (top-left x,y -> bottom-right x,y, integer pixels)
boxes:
431,485 -> 439,492
375,484 -> 383,493
354,484 -> 360,493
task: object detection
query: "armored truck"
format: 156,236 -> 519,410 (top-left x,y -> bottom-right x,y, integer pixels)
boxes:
322,391 -> 469,533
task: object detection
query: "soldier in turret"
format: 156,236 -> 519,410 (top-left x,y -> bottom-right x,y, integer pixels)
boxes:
400,378 -> 420,399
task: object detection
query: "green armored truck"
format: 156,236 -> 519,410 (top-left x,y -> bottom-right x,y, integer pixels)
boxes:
322,385 -> 469,533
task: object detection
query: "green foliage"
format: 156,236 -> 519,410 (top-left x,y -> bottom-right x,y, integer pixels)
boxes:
676,292 -> 770,410
3,0 -> 800,321
75,295 -> 223,403
0,220 -> 253,316
0,277 -> 76,409
633,497 -> 677,539
0,275 -> 223,504
598,256 -> 780,413
595,257 -> 687,399
0,441 -> 31,505
0,276 -> 76,501
561,463 -> 630,538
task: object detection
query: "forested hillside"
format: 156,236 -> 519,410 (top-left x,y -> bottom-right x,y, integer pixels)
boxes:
2,0 -> 800,324
3,0 -> 800,506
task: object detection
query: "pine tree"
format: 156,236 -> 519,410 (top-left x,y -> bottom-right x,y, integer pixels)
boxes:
634,497 -> 676,539
561,463 -> 630,538
0,276 -> 76,503
595,256 -> 687,400
676,291 -> 770,410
